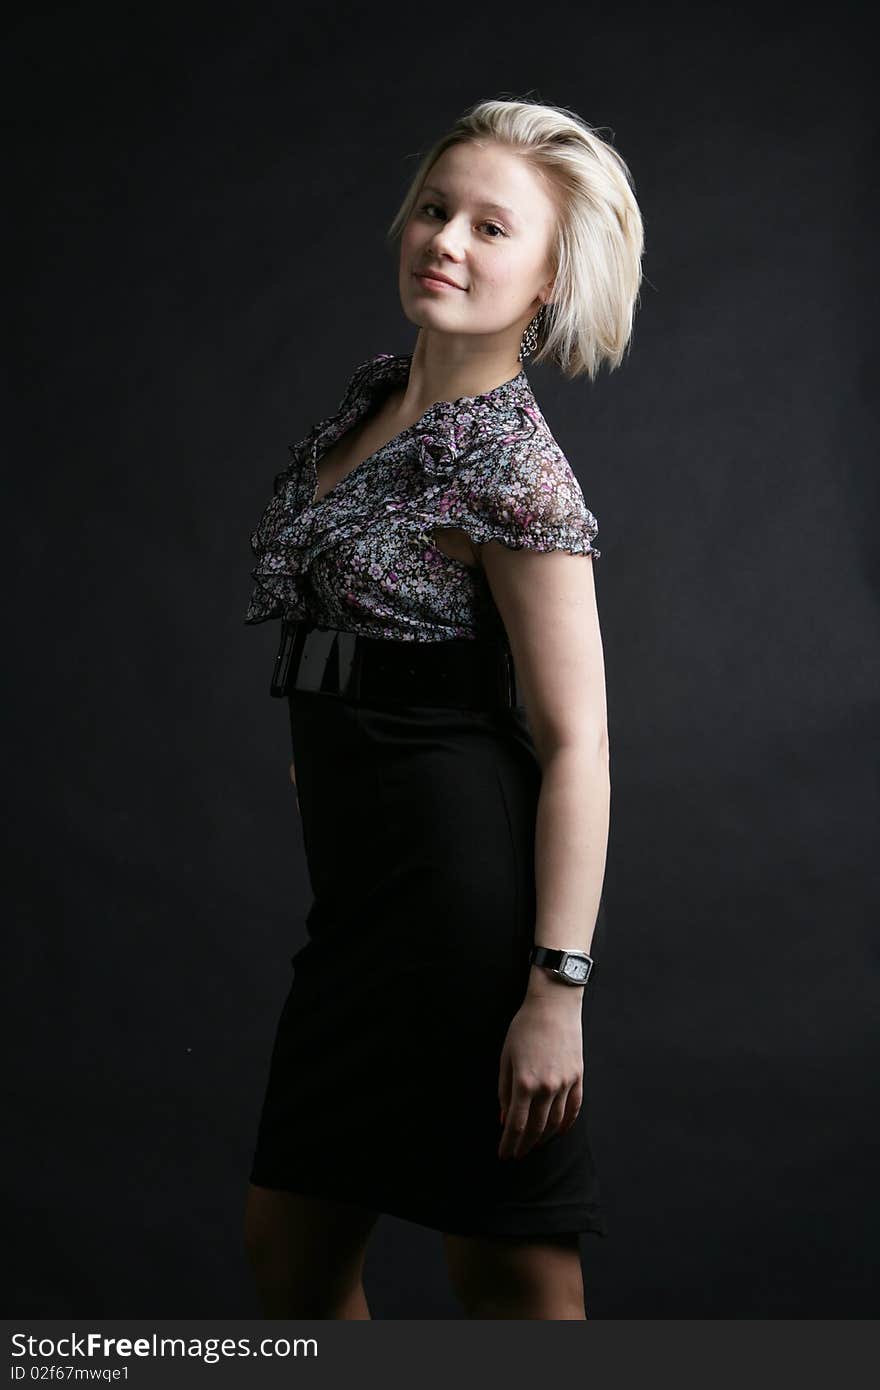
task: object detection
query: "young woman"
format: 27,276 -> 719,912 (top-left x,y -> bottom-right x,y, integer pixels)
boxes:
242,97 -> 644,1320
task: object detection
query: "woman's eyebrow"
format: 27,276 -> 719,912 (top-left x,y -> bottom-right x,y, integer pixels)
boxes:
421,184 -> 518,223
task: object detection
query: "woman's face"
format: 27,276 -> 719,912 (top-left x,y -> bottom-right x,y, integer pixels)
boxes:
398,140 -> 558,352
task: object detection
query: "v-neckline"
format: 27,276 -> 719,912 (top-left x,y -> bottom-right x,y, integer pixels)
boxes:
308,389 -> 413,509
305,353 -> 530,510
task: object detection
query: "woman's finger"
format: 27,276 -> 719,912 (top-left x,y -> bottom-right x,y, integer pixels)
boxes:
498,1095 -> 532,1161
511,1087 -> 557,1160
557,1079 -> 584,1136
536,1087 -> 571,1146
497,1044 -> 514,1126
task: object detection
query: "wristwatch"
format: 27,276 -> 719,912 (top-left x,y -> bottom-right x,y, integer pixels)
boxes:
529,945 -> 594,986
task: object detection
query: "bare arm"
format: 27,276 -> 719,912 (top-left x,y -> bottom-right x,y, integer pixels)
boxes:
478,539 -> 610,1159
480,540 -> 610,980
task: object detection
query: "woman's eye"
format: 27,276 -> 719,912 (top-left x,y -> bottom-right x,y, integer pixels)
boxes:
418,204 -> 506,237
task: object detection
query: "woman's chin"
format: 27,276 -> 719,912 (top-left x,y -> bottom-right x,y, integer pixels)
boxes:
400,297 -> 470,332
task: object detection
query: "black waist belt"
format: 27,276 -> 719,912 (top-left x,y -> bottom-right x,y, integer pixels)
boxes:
269,619 -> 522,710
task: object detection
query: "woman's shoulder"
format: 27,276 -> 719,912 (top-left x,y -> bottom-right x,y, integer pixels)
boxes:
442,399 -> 601,559
462,392 -> 586,502
337,350 -> 395,399
337,350 -> 407,412
279,351 -> 393,474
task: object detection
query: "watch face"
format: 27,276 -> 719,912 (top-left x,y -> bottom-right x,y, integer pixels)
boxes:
563,956 -> 591,982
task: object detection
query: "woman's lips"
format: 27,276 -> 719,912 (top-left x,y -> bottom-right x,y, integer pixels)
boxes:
413,272 -> 465,292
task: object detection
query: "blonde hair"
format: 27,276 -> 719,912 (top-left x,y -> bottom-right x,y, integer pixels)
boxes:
386,97 -> 646,382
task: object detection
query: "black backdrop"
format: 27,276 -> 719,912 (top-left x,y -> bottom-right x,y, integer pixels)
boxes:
6,0 -> 878,1318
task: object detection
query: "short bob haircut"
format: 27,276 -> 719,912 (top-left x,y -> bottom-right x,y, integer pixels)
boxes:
386,97 -> 645,383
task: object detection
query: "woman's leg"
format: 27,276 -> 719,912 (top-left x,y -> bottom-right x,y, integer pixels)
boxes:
244,1184 -> 379,1318
442,1231 -> 587,1319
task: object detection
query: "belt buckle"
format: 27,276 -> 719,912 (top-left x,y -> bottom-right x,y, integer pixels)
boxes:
497,646 -> 520,708
270,619 -> 301,698
275,624 -> 362,699
298,628 -> 360,697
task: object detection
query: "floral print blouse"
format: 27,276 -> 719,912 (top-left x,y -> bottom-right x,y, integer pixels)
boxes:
245,350 -> 600,644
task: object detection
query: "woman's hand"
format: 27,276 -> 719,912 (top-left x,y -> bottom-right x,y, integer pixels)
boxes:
497,990 -> 585,1160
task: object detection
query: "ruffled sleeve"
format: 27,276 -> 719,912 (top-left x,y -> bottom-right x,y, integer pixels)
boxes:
432,437 -> 601,559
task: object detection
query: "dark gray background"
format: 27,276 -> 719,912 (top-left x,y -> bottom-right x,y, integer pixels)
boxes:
6,0 -> 878,1318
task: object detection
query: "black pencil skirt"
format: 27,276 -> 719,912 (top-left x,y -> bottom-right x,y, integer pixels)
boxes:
249,681 -> 608,1240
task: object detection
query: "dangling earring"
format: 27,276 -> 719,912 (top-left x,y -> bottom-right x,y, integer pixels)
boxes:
518,303 -> 547,362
